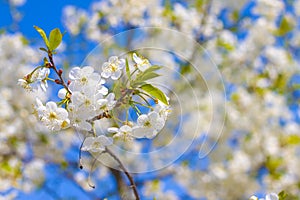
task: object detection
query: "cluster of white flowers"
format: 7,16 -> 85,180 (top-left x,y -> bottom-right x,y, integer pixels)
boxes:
62,0 -> 223,42
21,51 -> 171,155
250,193 -> 279,200
0,33 -> 79,198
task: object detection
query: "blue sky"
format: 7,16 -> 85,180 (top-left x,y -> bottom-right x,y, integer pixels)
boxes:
0,0 -> 93,38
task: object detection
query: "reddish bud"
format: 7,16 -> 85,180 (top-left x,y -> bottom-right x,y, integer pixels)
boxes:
58,69 -> 63,75
67,80 -> 71,85
55,79 -> 61,84
45,63 -> 50,68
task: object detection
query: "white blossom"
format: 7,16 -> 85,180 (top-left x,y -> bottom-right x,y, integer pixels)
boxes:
69,66 -> 103,92
35,99 -> 70,131
132,111 -> 165,138
109,125 -> 133,140
133,53 -> 151,72
97,93 -> 116,112
101,56 -> 125,80
82,135 -> 113,152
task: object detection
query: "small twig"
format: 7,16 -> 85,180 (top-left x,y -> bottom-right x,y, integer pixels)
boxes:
48,52 -> 72,94
105,147 -> 140,200
86,111 -> 111,123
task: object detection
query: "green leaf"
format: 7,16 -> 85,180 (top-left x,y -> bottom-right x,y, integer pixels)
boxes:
286,134 -> 300,145
132,72 -> 160,87
180,64 -> 192,75
140,84 -> 169,105
33,25 -> 49,48
131,65 -> 162,87
49,28 -> 62,51
217,38 -> 234,51
39,47 -> 48,53
143,65 -> 163,73
125,58 -> 131,81
275,16 -> 294,36
278,191 -> 288,200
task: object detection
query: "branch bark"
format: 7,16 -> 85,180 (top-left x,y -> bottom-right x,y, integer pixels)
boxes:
105,147 -> 140,200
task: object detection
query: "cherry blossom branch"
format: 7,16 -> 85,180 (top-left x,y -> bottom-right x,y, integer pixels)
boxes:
104,147 -> 140,200
47,52 -> 72,94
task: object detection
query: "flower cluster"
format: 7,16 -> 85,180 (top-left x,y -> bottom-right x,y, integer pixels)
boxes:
19,28 -> 170,155
249,193 -> 279,200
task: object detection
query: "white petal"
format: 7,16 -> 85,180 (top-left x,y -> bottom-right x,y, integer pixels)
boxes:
98,86 -> 108,95
78,121 -> 92,131
106,93 -> 115,102
120,125 -> 132,133
58,88 -> 67,99
82,137 -> 95,151
266,193 -> 279,200
71,92 -> 85,105
100,78 -> 106,85
139,63 -> 149,72
118,59 -> 125,69
56,107 -> 69,118
40,81 -> 48,92
46,101 -> 57,111
98,135 -> 113,146
109,56 -> 118,63
89,73 -> 101,82
148,111 -> 159,123
133,53 -> 142,64
108,127 -> 119,133
137,114 -> 149,126
35,98 -> 44,108
69,67 -> 81,80
82,66 -> 94,75
145,128 -> 156,139
98,99 -> 108,106
102,62 -> 110,71
111,70 -> 122,80
155,117 -> 165,131
101,71 -> 111,78
132,126 -> 146,138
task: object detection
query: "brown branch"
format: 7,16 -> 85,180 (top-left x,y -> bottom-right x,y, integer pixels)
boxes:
48,52 -> 72,94
110,168 -> 127,198
105,147 -> 140,200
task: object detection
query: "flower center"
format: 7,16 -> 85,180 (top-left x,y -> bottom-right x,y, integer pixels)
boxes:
111,63 -> 118,72
84,99 -> 91,106
144,121 -> 151,127
49,112 -> 57,120
81,77 -> 88,84
92,141 -> 101,149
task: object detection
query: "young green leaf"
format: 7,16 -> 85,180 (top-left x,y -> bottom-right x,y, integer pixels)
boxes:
140,84 -> 169,105
49,28 -> 62,51
143,65 -> 163,74
132,72 -> 160,87
33,26 -> 49,48
39,47 -> 48,53
275,16 -> 294,36
125,58 -> 131,81
131,65 -> 163,87
278,191 -> 288,200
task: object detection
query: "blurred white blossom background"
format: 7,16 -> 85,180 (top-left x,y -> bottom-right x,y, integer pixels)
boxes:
1,0 -> 300,199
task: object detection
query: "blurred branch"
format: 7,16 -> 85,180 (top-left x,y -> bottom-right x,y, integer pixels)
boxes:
105,147 -> 140,200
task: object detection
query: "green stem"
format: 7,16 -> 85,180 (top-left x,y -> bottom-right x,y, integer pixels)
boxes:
137,94 -> 151,106
130,100 -> 152,109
